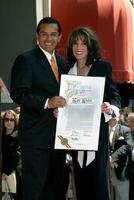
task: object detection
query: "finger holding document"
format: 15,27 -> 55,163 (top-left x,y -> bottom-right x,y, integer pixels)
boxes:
48,96 -> 66,108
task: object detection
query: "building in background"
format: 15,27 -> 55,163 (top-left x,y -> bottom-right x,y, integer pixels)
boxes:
0,0 -> 134,108
50,0 -> 134,107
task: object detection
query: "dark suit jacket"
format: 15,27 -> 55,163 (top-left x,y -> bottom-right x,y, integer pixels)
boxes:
68,60 -> 121,200
86,60 -> 121,162
2,133 -> 19,175
128,131 -> 134,174
10,46 -> 66,149
110,124 -> 132,160
110,124 -> 132,179
73,60 -> 121,163
89,60 -> 121,107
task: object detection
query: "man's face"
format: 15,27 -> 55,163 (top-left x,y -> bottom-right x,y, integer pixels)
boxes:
128,117 -> 134,131
36,23 -> 62,54
109,117 -> 119,128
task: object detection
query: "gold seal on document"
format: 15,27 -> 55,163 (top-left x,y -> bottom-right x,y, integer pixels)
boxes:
61,137 -> 68,146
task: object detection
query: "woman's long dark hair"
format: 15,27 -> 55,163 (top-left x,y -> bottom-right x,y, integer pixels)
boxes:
67,27 -> 101,67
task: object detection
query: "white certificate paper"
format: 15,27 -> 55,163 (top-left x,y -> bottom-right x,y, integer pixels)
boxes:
54,75 -> 105,150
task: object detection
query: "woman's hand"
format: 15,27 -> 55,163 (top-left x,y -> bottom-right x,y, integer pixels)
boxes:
2,173 -> 8,181
101,102 -> 113,115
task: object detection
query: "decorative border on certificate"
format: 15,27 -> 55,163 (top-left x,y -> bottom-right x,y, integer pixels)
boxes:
54,75 -> 105,150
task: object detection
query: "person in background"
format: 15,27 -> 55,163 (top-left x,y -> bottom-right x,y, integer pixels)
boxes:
66,27 -> 121,200
109,117 -> 132,200
61,154 -> 73,200
118,111 -> 128,126
2,110 -> 21,200
10,17 -> 67,200
0,113 -> 2,200
127,113 -> 134,200
14,107 -> 21,117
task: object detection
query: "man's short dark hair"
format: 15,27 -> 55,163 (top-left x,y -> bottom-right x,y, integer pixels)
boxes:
37,17 -> 62,35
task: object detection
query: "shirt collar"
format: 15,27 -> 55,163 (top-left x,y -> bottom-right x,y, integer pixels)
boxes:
109,124 -> 117,132
38,45 -> 55,63
68,62 -> 77,75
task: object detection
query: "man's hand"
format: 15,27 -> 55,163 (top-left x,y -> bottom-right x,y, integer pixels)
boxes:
48,96 -> 66,109
110,156 -> 118,169
53,108 -> 59,118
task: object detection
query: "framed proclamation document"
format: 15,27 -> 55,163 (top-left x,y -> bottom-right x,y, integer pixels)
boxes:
54,75 -> 105,150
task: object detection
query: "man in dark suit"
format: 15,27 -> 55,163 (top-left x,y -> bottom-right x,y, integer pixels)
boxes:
109,118 -> 132,200
10,17 -> 67,200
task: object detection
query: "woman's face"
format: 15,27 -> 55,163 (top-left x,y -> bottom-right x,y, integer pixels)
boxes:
72,37 -> 89,62
4,112 -> 15,134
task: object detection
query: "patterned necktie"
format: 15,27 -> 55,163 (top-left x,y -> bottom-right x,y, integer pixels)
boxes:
50,56 -> 59,82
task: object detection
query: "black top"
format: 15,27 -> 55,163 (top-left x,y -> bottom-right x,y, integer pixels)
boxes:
2,132 -> 19,175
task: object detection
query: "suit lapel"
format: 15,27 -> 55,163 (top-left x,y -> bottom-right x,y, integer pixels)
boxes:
35,46 -> 59,85
55,53 -> 65,83
56,55 -> 62,73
